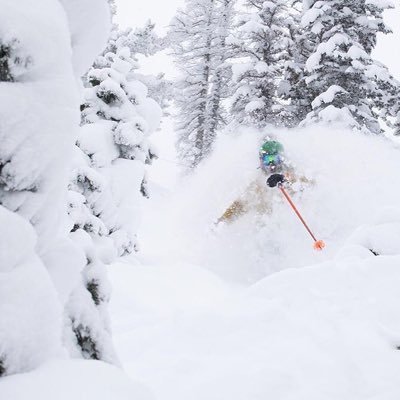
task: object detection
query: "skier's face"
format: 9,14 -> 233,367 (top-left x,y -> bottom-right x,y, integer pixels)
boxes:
261,153 -> 282,172
262,153 -> 281,164
268,163 -> 278,173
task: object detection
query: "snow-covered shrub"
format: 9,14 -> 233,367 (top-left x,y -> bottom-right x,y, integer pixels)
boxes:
0,207 -> 64,376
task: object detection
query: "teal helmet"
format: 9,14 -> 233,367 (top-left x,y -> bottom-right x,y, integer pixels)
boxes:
260,140 -> 284,155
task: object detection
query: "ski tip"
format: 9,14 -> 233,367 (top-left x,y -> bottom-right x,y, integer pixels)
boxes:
313,240 -> 326,251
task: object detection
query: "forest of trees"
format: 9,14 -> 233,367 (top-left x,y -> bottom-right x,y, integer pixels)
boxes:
170,0 -> 400,169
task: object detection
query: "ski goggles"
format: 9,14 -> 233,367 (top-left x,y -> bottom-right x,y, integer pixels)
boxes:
261,153 -> 282,165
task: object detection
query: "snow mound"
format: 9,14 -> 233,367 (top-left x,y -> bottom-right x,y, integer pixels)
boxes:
110,261 -> 235,319
0,207 -> 64,376
110,220 -> 400,400
0,359 -> 153,400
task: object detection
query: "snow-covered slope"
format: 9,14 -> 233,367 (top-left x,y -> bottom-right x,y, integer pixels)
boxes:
0,359 -> 153,400
105,125 -> 400,400
110,218 -> 400,399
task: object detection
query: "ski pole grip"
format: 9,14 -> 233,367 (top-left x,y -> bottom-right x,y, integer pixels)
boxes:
267,174 -> 286,188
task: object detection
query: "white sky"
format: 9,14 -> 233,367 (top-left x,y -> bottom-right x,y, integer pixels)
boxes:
115,0 -> 400,79
375,6 -> 400,79
115,0 -> 184,33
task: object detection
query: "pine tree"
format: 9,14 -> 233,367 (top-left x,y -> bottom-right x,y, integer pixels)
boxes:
121,20 -> 163,57
228,0 -> 291,127
67,148 -> 119,363
79,38 -> 161,256
393,102 -> 400,135
118,21 -> 171,115
170,0 -> 235,170
0,38 -> 32,82
67,28 -> 161,361
138,72 -> 173,116
108,0 -> 117,15
0,12 -> 66,378
106,22 -> 171,114
208,0 -> 235,134
0,0 -> 112,376
301,0 -> 397,134
278,0 -> 314,127
395,117 -> 400,135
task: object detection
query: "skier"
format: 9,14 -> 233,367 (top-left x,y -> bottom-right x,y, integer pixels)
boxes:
216,139 -> 308,224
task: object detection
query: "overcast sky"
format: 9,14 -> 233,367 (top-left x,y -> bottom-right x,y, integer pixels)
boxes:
115,0 -> 184,33
115,0 -> 400,79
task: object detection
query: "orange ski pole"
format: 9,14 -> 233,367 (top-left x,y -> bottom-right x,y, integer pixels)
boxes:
278,184 -> 325,251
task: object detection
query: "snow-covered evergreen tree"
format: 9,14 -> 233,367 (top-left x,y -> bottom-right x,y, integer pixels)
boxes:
0,0 -> 111,376
395,111 -> 400,136
117,21 -> 171,115
228,0 -> 291,127
170,0 -> 235,170
78,35 -> 161,257
278,0 -> 314,127
301,0 -> 397,133
208,0 -> 235,134
108,0 -> 117,15
66,20 -> 162,361
138,72 -> 173,116
120,20 -> 163,57
67,151 -> 118,362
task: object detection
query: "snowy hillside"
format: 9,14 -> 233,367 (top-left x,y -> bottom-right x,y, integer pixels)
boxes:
109,234 -> 400,400
104,125 -> 400,400
2,0 -> 400,399
0,360 -> 153,400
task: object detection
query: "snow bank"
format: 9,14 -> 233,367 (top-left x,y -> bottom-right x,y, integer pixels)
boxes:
0,207 -> 64,376
109,261 -> 235,320
0,359 -> 154,400
140,125 -> 400,282
110,221 -> 400,400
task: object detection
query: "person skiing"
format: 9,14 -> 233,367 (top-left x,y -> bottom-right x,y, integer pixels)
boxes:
216,139 -> 324,250
259,140 -> 291,188
216,139 -> 308,224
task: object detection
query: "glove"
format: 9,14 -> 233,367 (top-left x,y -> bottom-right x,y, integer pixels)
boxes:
267,174 -> 286,188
